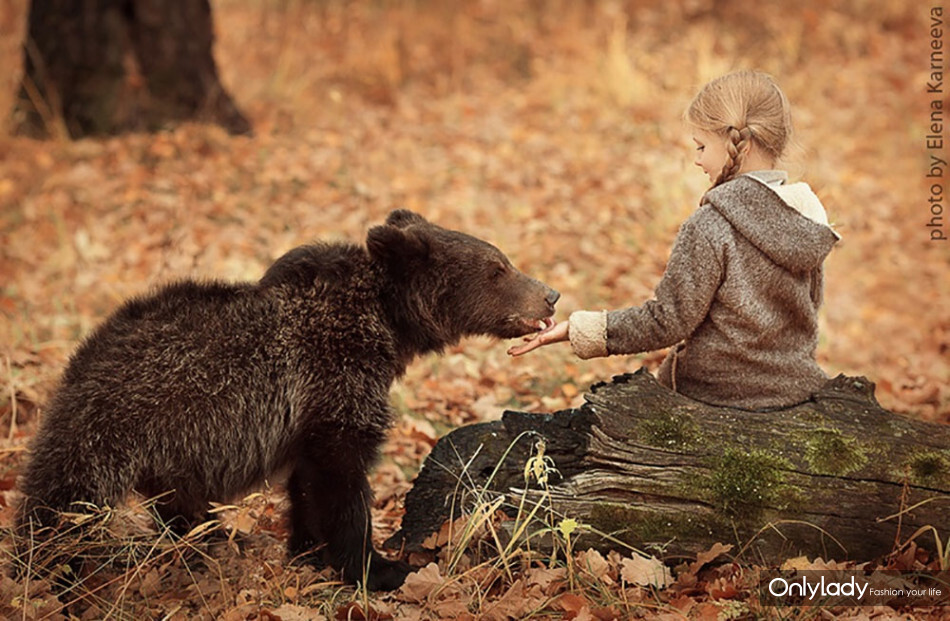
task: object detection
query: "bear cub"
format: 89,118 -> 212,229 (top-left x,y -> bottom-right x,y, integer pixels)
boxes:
17,209 -> 559,590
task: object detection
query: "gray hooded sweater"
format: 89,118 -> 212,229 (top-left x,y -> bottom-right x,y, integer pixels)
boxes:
568,171 -> 839,410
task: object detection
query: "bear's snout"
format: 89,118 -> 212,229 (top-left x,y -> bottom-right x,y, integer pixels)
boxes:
493,278 -> 560,338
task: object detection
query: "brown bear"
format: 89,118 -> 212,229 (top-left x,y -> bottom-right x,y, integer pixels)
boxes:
16,209 -> 558,591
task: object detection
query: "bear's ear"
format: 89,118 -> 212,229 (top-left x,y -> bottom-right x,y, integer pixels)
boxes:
385,209 -> 428,229
366,224 -> 431,269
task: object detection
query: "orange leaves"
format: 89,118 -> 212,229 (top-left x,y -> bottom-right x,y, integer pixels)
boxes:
554,593 -> 625,621
382,544 -> 746,619
385,545 -> 699,619
479,578 -> 547,621
688,542 -> 734,576
399,563 -> 548,620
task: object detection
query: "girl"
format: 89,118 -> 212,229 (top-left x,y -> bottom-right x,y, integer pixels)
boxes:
509,71 -> 839,410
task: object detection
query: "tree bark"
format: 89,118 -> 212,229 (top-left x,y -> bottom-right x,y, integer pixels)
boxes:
389,369 -> 950,564
14,0 -> 250,138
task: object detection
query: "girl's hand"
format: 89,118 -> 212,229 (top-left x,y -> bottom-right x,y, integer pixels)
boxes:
507,320 -> 569,356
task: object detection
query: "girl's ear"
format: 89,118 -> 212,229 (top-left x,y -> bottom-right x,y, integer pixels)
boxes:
366,225 -> 431,270
741,137 -> 757,156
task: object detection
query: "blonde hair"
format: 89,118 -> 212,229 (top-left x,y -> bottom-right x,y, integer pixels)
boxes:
685,71 -> 792,189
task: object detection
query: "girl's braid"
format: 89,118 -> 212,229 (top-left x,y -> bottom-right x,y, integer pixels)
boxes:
712,125 -> 753,189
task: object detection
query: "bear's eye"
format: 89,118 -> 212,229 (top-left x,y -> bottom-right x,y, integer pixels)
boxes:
492,263 -> 509,279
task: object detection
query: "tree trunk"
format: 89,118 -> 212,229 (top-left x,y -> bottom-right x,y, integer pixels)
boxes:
389,369 -> 950,564
14,0 -> 250,138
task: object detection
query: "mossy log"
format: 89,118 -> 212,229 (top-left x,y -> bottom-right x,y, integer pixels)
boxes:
388,369 -> 950,563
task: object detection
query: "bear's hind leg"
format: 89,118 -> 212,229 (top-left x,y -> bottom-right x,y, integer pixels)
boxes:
18,448 -> 133,535
288,451 -> 410,591
287,465 -> 327,564
150,492 -> 211,539
15,451 -> 134,581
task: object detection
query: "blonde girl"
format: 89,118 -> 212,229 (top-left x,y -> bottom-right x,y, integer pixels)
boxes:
510,71 -> 839,410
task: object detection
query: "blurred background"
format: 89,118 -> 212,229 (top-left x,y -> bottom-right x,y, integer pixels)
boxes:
0,0 -> 945,506
3,0 -> 944,423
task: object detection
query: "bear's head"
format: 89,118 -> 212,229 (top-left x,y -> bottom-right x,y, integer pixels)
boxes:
367,210 -> 559,352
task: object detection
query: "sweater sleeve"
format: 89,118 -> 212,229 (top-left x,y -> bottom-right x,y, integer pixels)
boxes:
570,215 -> 723,359
608,216 -> 723,354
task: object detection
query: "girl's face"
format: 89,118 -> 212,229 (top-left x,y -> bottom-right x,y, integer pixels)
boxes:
691,129 -> 729,182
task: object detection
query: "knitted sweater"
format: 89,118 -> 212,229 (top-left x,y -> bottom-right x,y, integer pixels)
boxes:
569,171 -> 839,410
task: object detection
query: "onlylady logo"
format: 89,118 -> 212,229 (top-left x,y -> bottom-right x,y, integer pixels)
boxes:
768,575 -> 869,600
757,571 -> 948,607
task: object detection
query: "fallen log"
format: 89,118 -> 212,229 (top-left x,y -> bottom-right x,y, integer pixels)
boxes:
388,369 -> 950,563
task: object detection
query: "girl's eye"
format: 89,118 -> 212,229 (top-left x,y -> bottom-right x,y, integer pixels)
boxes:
696,145 -> 705,152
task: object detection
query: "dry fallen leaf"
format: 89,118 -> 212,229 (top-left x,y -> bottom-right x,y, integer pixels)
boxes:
688,542 -> 733,576
524,565 -> 567,593
268,604 -> 328,621
555,592 -> 593,620
576,548 -> 612,583
620,554 -> 674,589
138,569 -> 162,598
399,562 -> 443,602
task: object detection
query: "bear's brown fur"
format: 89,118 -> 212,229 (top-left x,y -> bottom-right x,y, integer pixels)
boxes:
17,209 -> 558,590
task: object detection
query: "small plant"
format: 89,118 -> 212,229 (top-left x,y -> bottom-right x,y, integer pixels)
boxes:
557,517 -> 581,590
431,431 -> 668,619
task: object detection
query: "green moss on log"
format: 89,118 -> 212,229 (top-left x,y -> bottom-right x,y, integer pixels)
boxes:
906,450 -> 950,487
636,410 -> 701,450
803,428 -> 869,476
588,503 -> 724,546
700,448 -> 796,519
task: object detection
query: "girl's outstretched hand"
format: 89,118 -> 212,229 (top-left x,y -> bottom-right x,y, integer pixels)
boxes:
507,320 -> 569,356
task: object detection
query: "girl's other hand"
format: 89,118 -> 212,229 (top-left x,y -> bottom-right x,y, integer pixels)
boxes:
507,320 -> 569,356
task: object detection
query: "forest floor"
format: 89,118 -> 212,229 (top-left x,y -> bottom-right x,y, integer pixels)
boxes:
0,0 -> 948,619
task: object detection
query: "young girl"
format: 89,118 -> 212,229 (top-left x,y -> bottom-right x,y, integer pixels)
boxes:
509,71 -> 839,410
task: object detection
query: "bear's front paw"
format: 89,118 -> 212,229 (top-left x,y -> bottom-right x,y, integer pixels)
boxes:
288,537 -> 329,568
363,556 -> 412,591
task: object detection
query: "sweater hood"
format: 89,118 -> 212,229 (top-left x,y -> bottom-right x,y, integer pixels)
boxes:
702,171 -> 839,273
